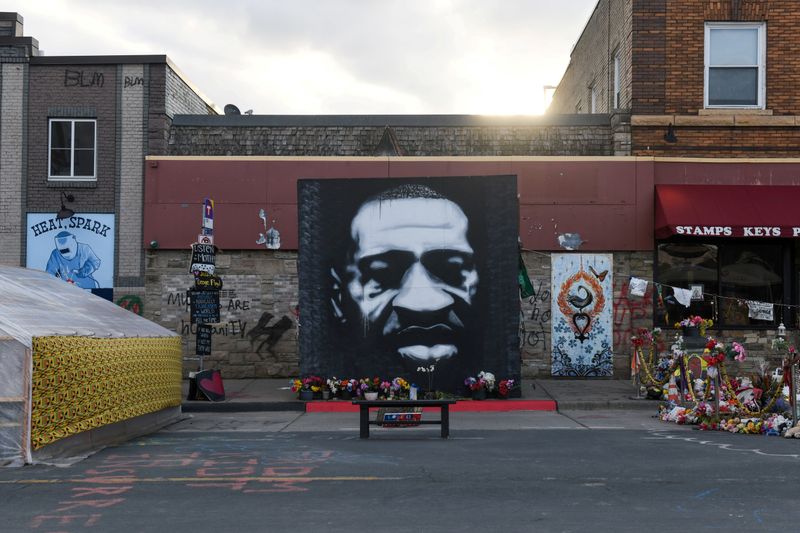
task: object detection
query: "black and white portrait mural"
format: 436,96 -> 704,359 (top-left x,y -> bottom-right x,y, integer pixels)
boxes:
298,176 -> 520,393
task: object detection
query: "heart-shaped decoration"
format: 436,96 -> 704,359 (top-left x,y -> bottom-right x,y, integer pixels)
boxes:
197,370 -> 226,401
572,312 -> 592,341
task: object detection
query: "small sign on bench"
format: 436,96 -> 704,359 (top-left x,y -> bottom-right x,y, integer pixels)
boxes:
381,412 -> 422,427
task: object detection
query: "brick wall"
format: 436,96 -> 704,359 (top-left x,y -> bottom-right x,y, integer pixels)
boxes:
26,64 -> 117,213
634,125 -> 800,156
549,0 -> 633,114
168,124 -> 614,156
0,62 -> 26,265
631,0 -> 667,114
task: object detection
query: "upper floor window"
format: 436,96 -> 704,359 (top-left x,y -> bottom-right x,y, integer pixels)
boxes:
49,119 -> 96,180
705,22 -> 765,109
590,84 -> 597,113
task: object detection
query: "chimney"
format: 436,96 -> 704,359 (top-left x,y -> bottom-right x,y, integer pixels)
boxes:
0,12 -> 23,37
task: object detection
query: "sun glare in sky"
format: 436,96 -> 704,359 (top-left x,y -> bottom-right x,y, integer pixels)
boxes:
18,0 -> 598,115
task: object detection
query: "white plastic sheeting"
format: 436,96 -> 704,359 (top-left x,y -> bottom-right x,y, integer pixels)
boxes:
0,266 -> 177,466
0,266 -> 173,348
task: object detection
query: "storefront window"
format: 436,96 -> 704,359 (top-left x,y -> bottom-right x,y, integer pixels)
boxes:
656,241 -> 786,328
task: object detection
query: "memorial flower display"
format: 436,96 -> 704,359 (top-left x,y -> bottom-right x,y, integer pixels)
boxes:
674,315 -> 713,336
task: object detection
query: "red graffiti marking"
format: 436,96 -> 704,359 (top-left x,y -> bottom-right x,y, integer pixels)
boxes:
613,281 -> 653,349
54,498 -> 126,513
29,514 -> 101,528
71,486 -> 132,498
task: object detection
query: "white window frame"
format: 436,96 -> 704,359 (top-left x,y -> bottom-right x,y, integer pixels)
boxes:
704,22 -> 766,109
48,118 -> 97,181
613,52 -> 621,109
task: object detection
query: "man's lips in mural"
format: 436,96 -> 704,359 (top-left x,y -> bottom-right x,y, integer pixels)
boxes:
389,324 -> 461,361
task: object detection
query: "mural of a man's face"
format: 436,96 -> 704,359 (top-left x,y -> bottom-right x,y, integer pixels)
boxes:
55,233 -> 78,260
340,195 -> 478,363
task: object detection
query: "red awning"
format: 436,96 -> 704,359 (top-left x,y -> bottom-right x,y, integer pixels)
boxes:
655,184 -> 800,239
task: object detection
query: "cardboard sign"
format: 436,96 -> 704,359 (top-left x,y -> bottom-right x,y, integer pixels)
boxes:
190,243 -> 215,274
197,234 -> 214,245
194,271 -> 223,291
381,412 -> 422,427
196,324 -> 212,356
189,289 -> 220,324
188,369 -> 225,401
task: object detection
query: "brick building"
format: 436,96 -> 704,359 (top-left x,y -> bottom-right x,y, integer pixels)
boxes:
0,13 -> 216,305
7,5 -> 800,384
550,0 -> 800,371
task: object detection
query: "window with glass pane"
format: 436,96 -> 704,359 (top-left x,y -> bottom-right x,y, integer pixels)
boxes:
656,243 -> 718,328
48,119 -> 96,179
706,24 -> 763,108
719,244 -> 782,326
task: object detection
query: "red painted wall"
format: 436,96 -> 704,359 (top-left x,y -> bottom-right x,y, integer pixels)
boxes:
143,157 -> 658,251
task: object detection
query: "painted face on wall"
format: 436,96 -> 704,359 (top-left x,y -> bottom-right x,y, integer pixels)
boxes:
342,196 -> 479,363
54,232 -> 78,260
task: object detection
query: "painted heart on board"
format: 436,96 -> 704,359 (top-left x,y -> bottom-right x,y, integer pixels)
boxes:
197,370 -> 226,401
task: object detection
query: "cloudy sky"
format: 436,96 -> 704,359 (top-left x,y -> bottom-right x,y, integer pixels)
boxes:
18,0 -> 598,115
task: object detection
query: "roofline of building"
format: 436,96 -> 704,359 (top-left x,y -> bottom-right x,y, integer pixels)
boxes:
551,0 -> 603,105
30,54 -> 220,115
0,35 -> 38,48
171,113 -> 611,128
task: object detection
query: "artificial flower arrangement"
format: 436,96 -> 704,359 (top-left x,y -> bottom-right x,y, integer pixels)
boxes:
630,327 -> 663,349
702,337 -> 746,368
358,377 -> 381,395
771,336 -> 794,352
464,371 -> 496,392
674,315 -> 713,336
291,375 -> 324,393
390,377 -> 410,398
497,379 -> 516,398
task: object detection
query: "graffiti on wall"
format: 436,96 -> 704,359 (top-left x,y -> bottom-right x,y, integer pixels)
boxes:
551,254 -> 613,377
519,279 -> 552,352
247,312 -> 294,355
297,176 -> 520,393
117,295 -> 144,315
613,279 -> 652,349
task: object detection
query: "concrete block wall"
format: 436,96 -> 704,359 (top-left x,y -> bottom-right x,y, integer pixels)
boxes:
549,0 -> 633,115
144,249 -> 300,379
167,125 -> 615,156
0,62 -> 26,265
117,64 -> 147,289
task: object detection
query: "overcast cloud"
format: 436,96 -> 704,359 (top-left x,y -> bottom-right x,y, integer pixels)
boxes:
18,0 -> 597,114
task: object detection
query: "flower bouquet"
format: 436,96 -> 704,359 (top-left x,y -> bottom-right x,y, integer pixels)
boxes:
359,377 -> 381,399
497,378 -> 516,398
464,371 -> 496,400
291,375 -> 324,400
702,337 -> 746,377
675,315 -> 713,336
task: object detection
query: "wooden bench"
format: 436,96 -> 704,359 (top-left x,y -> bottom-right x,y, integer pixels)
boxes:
352,399 -> 457,439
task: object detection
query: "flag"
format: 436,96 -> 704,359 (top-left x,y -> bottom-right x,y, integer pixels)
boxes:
518,251 -> 534,299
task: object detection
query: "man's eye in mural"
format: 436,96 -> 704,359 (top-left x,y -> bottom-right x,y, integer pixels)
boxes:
358,251 -> 416,294
420,250 -> 474,287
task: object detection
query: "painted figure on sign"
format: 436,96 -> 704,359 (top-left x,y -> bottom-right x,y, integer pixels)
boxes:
331,184 -> 479,368
45,231 -> 101,289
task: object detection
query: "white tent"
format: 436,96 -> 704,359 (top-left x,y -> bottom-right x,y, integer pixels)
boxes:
0,266 -> 181,466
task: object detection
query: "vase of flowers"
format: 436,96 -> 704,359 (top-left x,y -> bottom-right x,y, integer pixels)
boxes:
291,376 -> 323,401
465,371 -> 496,400
359,377 -> 381,400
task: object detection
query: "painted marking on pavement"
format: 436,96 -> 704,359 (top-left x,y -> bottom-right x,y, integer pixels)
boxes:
0,476 -> 403,485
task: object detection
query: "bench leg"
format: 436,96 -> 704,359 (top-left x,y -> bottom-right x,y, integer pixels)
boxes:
441,405 -> 449,438
360,405 -> 369,439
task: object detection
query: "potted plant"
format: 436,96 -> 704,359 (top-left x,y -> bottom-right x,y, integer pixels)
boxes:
675,316 -> 713,337
339,378 -> 357,400
359,377 -> 381,400
291,377 -> 317,401
390,377 -> 410,399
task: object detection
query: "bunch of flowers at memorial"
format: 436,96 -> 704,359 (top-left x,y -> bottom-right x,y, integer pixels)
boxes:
359,377 -> 381,394
630,327 -> 663,349
379,380 -> 392,397
497,379 -> 516,398
702,338 -> 744,367
326,377 -> 340,394
390,377 -> 410,397
340,378 -> 359,394
720,417 -> 762,434
771,336 -> 794,352
291,375 -> 324,392
675,315 -> 713,336
464,371 -> 496,392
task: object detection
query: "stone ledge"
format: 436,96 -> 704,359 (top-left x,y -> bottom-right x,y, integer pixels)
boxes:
632,114 -> 800,127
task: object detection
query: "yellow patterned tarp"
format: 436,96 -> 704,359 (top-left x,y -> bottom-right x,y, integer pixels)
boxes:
31,336 -> 182,450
